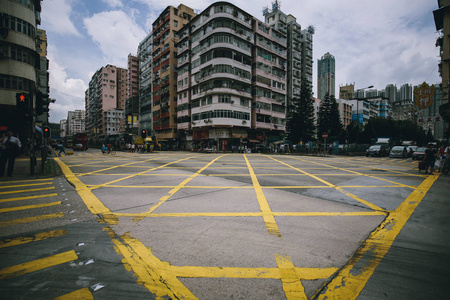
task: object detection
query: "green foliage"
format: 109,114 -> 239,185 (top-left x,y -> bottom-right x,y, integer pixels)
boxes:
317,93 -> 343,140
286,78 -> 315,143
358,117 -> 428,145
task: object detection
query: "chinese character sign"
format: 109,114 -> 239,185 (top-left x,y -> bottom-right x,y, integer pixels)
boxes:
414,82 -> 435,109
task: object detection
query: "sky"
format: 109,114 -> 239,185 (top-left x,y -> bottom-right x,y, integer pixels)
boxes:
40,0 -> 441,123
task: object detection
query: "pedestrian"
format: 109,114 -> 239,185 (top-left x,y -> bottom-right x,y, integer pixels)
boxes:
0,130 -> 22,177
422,144 -> 438,175
58,144 -> 67,156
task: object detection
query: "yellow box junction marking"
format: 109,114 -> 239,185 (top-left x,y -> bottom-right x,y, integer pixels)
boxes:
0,250 -> 78,280
244,154 -> 281,236
317,174 -> 439,299
267,156 -> 386,212
57,153 -> 439,299
54,288 -> 93,300
147,155 -> 227,214
0,229 -> 66,248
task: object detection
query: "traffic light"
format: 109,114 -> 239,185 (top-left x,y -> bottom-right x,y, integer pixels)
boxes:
141,129 -> 147,139
36,91 -> 50,115
43,126 -> 51,139
16,92 -> 30,114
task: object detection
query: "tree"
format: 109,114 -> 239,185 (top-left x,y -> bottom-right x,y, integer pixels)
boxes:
286,78 -> 315,144
317,93 -> 342,140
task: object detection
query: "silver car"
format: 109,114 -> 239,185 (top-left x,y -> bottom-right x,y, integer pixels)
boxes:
389,146 -> 407,158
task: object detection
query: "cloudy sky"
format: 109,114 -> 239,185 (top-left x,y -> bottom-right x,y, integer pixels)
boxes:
41,0 -> 441,123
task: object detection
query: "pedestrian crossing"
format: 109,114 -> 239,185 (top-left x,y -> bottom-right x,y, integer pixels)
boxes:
0,178 -> 95,299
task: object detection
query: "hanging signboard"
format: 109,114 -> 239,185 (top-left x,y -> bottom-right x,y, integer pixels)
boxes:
414,82 -> 435,109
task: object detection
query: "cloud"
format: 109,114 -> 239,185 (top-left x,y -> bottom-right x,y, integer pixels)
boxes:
83,10 -> 147,65
41,0 -> 81,36
102,0 -> 124,8
47,52 -> 87,122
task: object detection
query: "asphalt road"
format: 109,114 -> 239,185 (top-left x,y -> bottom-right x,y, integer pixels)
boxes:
0,150 -> 449,299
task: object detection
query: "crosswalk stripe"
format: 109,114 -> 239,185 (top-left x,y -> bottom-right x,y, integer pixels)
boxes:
0,250 -> 78,280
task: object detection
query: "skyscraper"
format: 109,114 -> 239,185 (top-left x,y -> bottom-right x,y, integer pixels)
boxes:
317,52 -> 335,99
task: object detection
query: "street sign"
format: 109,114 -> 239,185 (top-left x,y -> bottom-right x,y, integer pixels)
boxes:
322,133 -> 328,139
414,82 -> 435,109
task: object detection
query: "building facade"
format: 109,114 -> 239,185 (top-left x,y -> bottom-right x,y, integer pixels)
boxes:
317,52 -> 335,100
151,4 -> 196,144
0,0 -> 43,140
138,32 -> 153,133
66,110 -> 85,136
176,2 -> 287,150
85,64 -> 126,141
124,54 -> 139,134
434,0 -> 450,127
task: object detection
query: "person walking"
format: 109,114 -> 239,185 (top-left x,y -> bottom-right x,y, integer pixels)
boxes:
422,144 -> 438,175
58,144 -> 67,156
0,130 -> 22,177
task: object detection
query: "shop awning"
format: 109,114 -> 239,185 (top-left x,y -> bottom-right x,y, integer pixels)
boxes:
247,139 -> 260,143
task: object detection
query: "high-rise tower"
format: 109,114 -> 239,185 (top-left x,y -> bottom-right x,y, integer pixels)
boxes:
317,52 -> 335,99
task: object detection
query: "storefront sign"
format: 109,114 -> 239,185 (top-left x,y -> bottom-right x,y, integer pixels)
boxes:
414,82 -> 435,109
209,129 -> 230,139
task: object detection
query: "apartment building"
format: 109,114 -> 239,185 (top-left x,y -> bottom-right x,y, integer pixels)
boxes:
85,64 -> 126,140
66,110 -> 85,136
124,54 -> 139,134
151,4 -> 196,144
176,2 -> 287,150
138,33 -> 153,132
0,0 -> 43,139
434,0 -> 450,126
263,2 -> 314,108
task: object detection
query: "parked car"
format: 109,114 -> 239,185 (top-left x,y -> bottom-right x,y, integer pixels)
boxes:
366,145 -> 388,157
412,147 -> 427,160
389,146 -> 408,158
73,143 -> 86,151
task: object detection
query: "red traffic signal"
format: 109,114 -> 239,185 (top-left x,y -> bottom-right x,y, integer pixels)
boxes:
16,92 -> 30,113
141,129 -> 147,139
43,126 -> 51,138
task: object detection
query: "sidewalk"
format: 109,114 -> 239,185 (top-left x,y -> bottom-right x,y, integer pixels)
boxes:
1,154 -> 61,179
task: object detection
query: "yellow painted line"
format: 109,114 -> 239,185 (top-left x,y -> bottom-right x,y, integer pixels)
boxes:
244,154 -> 280,236
0,182 -> 53,189
147,155 -> 226,214
77,156 -> 167,177
273,211 -> 388,217
113,211 -> 386,218
55,158 -> 113,218
0,229 -> 66,248
276,255 -> 307,299
91,156 -> 198,190
0,201 -> 61,213
0,187 -> 55,195
0,178 -> 52,185
267,156 -> 386,212
0,193 -> 58,203
54,287 -> 93,300
115,212 -> 263,218
171,265 -> 279,278
0,213 -> 64,227
112,233 -> 197,299
171,265 -> 337,280
318,174 -> 439,299
0,250 -> 78,280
